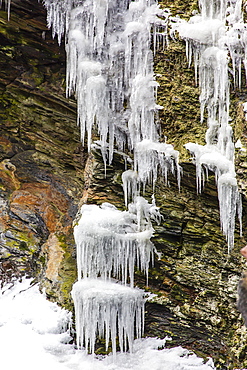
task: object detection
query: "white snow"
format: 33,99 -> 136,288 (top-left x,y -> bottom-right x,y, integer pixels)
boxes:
0,278 -> 216,370
0,278 -> 73,370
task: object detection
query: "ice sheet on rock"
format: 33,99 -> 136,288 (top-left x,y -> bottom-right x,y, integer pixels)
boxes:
74,202 -> 158,286
71,279 -> 146,356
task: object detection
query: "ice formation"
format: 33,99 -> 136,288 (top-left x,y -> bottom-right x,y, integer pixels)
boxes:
72,195 -> 163,354
74,202 -> 159,287
0,0 -> 11,19
172,0 -> 244,251
42,0 -> 181,356
72,168 -> 163,355
122,170 -> 139,207
41,0 -> 246,359
71,279 -> 145,355
43,0 -> 179,186
134,139 -> 181,191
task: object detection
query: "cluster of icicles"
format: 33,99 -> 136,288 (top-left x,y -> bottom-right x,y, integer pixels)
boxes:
43,0 -> 181,356
171,0 -> 244,251
42,0 -> 245,357
72,198 -> 161,355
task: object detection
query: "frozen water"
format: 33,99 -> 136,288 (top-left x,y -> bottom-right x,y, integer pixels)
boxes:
122,170 -> 139,207
42,0 -> 182,358
25,0 -> 247,360
43,0 -> 169,172
185,141 -> 242,251
134,139 -> 181,191
42,0 -> 180,192
173,0 -> 243,250
0,0 -> 11,19
73,198 -> 162,354
74,202 -> 158,287
0,0 -> 242,365
71,279 -> 145,356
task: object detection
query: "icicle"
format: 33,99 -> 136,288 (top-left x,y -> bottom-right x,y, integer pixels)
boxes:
134,139 -> 181,191
43,0 -> 172,184
71,279 -> 146,356
74,202 -> 159,287
185,141 -> 241,251
42,0 -> 178,358
218,173 -> 242,253
173,0 -> 243,250
122,170 -> 139,208
1,0 -> 11,20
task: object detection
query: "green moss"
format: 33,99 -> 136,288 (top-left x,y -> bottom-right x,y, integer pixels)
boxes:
19,241 -> 28,251
170,284 -> 190,302
54,232 -> 77,311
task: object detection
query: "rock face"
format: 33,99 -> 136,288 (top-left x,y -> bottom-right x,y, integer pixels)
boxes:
1,1 -> 247,369
0,0 -> 86,307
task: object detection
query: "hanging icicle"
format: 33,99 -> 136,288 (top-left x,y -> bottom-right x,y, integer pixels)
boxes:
74,201 -> 160,287
172,0 -> 243,250
72,279 -> 145,356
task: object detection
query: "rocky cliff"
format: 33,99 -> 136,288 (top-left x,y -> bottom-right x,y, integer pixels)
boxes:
1,1 -> 247,369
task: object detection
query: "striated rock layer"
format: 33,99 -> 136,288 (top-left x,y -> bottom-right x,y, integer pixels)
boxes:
0,0 -> 86,308
0,1 -> 247,369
